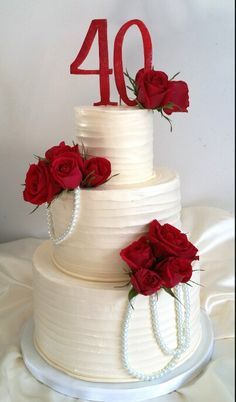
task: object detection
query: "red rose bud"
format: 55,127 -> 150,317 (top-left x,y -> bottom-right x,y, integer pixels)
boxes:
23,160 -> 62,205
83,157 -> 111,187
130,268 -> 163,296
135,69 -> 169,109
120,236 -> 155,271
148,220 -> 199,261
50,152 -> 83,189
163,81 -> 189,115
155,257 -> 193,288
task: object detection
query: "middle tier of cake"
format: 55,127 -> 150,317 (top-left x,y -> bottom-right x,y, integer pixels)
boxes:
50,167 -> 181,282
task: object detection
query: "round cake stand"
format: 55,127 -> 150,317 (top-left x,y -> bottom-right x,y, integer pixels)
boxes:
21,310 -> 214,402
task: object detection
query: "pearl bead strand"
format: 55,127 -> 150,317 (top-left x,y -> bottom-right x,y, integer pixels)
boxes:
46,188 -> 80,245
121,285 -> 191,381
150,285 -> 190,356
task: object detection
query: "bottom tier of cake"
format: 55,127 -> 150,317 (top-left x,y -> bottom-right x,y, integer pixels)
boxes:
33,241 -> 202,383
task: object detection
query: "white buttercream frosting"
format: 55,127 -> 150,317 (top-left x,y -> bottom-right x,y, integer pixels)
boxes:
51,167 -> 181,282
32,105 -> 202,384
33,241 -> 201,383
75,106 -> 154,185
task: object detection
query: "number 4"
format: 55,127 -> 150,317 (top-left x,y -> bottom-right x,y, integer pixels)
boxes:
70,19 -> 116,106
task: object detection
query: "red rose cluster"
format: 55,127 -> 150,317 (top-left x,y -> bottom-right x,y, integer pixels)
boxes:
120,220 -> 199,298
135,69 -> 189,115
23,141 -> 111,206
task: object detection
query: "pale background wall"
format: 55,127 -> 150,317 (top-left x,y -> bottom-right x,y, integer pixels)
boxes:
0,0 -> 234,242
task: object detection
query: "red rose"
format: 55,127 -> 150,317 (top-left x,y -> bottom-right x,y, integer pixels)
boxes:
120,236 -> 155,271
45,141 -> 82,163
83,157 -> 111,187
50,152 -> 83,189
163,81 -> 189,115
23,161 -> 61,205
135,69 -> 169,109
130,268 -> 163,296
155,257 -> 193,288
148,220 -> 199,261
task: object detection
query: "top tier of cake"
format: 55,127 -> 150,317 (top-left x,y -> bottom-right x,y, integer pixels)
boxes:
75,106 -> 154,186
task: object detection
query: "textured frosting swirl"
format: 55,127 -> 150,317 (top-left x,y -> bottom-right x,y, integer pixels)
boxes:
75,106 -> 154,186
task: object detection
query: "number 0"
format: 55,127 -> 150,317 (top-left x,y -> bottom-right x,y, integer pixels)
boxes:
114,20 -> 153,106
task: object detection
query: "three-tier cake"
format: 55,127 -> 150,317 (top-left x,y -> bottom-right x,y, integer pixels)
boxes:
32,106 -> 202,382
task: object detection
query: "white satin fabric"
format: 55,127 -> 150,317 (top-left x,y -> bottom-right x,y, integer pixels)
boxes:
0,207 -> 234,402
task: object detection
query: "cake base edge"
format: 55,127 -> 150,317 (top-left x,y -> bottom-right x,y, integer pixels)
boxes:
20,313 -> 214,402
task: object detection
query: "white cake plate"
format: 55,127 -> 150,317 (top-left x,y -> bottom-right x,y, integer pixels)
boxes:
21,310 -> 214,402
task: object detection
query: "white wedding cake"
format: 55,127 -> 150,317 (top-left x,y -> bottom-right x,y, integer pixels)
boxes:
32,106 -> 201,382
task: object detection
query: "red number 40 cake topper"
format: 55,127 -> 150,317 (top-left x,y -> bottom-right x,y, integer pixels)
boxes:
70,19 -> 153,106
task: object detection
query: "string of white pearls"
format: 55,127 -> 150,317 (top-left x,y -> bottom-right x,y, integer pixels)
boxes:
150,285 -> 190,356
121,285 -> 191,381
46,188 -> 80,245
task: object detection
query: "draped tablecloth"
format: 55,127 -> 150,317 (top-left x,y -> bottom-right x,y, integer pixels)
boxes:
0,207 -> 234,402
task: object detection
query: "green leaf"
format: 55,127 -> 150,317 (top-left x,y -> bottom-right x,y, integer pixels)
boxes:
185,282 -> 193,287
162,102 -> 183,112
29,205 -> 40,215
170,71 -> 180,81
124,69 -> 136,85
124,70 -> 138,97
81,170 -> 95,186
159,109 -> 173,132
164,102 -> 174,110
127,85 -> 135,92
33,154 -> 47,162
128,287 -> 138,309
189,279 -> 204,287
103,173 -> 120,184
162,287 -> 183,305
136,99 -> 144,109
192,269 -> 205,272
80,140 -> 89,160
